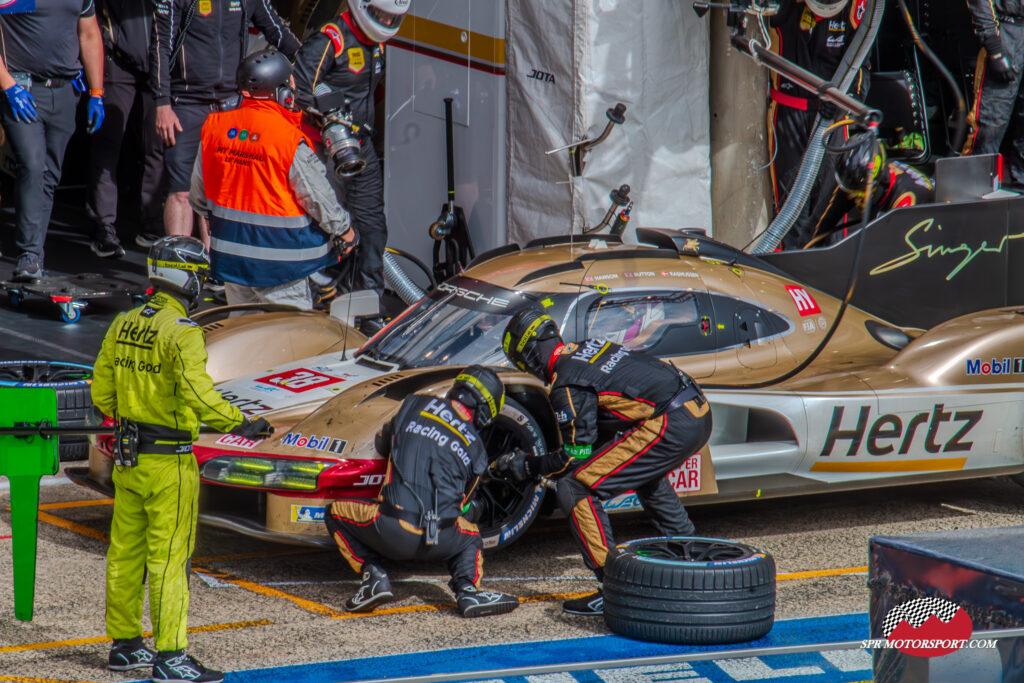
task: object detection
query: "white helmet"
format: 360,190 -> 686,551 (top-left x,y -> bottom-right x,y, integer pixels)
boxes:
349,0 -> 410,44
147,236 -> 210,309
805,0 -> 848,18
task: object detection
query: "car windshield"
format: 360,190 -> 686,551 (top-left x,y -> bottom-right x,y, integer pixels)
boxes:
359,276 -> 573,369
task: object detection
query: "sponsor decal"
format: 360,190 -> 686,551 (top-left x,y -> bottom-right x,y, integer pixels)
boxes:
826,35 -> 846,48
219,390 -> 273,416
228,127 -> 238,139
623,271 -> 654,279
598,346 -> 630,374
407,399 -> 479,466
255,368 -> 344,393
571,338 -> 611,364
819,404 -> 981,457
526,68 -> 555,84
869,219 -> 1024,281
802,319 -> 817,334
228,0 -> 241,10
214,434 -> 264,450
785,285 -> 821,316
700,316 -> 712,336
355,474 -> 384,487
113,357 -> 161,374
603,492 -> 640,511
347,47 -> 366,73
116,319 -> 157,348
373,46 -> 383,74
878,597 -> 975,657
965,357 -> 1024,375
828,19 -> 845,31
682,238 -> 701,253
281,432 -> 347,455
661,271 -> 699,278
436,281 -> 509,308
290,505 -> 325,524
667,454 -> 701,491
584,273 -> 619,282
817,316 -> 827,330
322,23 -> 344,57
800,7 -> 815,30
198,0 -> 211,16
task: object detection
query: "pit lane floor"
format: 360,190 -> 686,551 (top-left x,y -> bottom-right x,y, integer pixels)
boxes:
3,468 -> 1022,682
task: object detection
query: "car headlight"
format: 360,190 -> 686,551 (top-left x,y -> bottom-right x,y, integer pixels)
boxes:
200,456 -> 333,491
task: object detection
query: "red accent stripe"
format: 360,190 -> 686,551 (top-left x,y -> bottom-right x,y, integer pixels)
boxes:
592,415 -> 667,489
0,535 -> 11,540
332,530 -> 364,566
341,11 -> 375,46
770,88 -> 810,111
389,39 -> 506,76
966,60 -> 987,155
569,502 -> 602,568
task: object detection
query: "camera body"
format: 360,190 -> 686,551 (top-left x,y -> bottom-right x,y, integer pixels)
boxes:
692,0 -> 779,24
312,88 -> 369,178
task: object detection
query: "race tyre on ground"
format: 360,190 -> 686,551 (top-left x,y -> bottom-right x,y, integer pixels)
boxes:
603,537 -> 776,645
475,397 -> 547,551
0,360 -> 95,462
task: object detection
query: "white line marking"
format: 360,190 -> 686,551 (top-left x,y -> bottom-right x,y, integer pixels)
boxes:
0,475 -> 72,492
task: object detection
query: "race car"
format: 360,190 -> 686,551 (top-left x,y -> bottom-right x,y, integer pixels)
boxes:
69,194 -> 1024,550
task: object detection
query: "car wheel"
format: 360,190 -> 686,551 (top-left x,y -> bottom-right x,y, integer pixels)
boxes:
603,536 -> 776,645
0,360 -> 94,462
475,397 -> 547,551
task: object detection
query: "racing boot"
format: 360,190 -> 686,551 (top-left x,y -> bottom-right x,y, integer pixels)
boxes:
107,636 -> 156,671
151,650 -> 223,683
454,584 -> 520,618
562,589 -> 603,616
345,563 -> 393,612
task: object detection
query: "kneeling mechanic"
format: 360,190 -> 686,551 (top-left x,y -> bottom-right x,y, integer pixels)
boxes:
92,237 -> 274,682
325,366 -> 520,617
495,309 -> 713,616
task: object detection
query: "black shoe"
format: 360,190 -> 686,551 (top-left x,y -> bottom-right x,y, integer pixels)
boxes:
91,225 -> 126,258
13,253 -> 42,281
152,650 -> 223,683
563,589 -> 603,616
135,231 -> 162,248
107,637 -> 156,671
204,277 -> 225,293
345,564 -> 393,612
455,585 -> 520,618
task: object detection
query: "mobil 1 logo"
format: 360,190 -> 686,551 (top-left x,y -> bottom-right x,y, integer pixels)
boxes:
817,403 -> 982,458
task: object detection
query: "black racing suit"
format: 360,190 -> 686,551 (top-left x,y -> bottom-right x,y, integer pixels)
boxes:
325,394 -> 488,592
768,0 -> 869,230
964,0 -> 1024,185
294,12 -> 387,295
802,160 -> 935,246
538,339 -> 713,580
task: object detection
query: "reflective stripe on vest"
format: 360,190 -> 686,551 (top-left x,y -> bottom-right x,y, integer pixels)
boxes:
200,99 -> 337,286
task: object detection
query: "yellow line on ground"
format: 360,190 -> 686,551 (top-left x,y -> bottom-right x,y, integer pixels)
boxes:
778,566 -> 868,581
0,619 -> 272,654
193,547 -> 325,563
192,566 -> 347,618
36,511 -> 109,543
37,499 -> 114,510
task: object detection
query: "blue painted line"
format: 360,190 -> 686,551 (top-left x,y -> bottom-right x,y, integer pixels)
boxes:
127,613 -> 871,683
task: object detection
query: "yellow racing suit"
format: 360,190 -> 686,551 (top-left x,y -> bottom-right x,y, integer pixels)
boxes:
91,291 -> 244,652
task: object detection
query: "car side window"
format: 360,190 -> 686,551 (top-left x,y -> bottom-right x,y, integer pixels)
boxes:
583,291 -> 715,356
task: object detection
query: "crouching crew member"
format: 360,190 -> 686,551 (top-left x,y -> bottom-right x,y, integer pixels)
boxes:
802,132 -> 934,247
325,366 -> 520,618
495,309 -> 713,616
189,49 -> 355,309
92,236 -> 273,682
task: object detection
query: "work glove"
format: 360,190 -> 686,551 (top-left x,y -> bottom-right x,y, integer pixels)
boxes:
333,226 -> 358,255
489,448 -> 534,483
230,417 -> 274,438
989,52 -> 1016,83
71,71 -> 86,94
86,95 -> 105,134
4,84 -> 37,123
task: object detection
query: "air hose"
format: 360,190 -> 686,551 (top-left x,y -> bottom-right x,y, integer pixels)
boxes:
896,0 -> 967,153
384,250 -> 426,305
751,0 -> 884,253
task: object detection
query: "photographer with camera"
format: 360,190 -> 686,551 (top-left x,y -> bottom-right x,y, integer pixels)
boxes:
293,0 -> 411,309
189,49 -> 355,308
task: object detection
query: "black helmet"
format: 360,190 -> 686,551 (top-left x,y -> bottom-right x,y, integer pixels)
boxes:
236,49 -> 295,109
834,132 -> 886,196
147,236 -> 210,310
448,366 -> 505,430
503,308 -> 562,381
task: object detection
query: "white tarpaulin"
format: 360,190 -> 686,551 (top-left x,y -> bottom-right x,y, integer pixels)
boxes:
506,0 -> 712,244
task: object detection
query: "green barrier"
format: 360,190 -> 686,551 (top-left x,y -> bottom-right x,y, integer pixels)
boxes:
0,386 -> 58,621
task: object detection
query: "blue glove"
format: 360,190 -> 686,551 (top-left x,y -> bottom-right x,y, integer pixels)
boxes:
4,84 -> 37,123
87,95 -> 105,134
71,71 -> 86,94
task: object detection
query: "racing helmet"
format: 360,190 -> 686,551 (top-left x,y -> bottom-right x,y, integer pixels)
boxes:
147,237 -> 210,310
503,308 -> 562,381
448,365 -> 506,430
236,49 -> 295,109
804,0 -> 849,18
349,0 -> 410,44
834,132 -> 886,196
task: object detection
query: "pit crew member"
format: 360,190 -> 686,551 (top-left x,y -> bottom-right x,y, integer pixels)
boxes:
801,132 -> 934,247
293,0 -> 410,305
152,0 -> 299,243
324,366 -> 520,618
963,0 -> 1024,185
495,309 -> 713,616
92,236 -> 272,682
189,49 -> 355,308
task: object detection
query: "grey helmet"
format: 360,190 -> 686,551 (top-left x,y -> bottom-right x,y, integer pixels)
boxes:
804,0 -> 849,18
147,237 -> 210,309
236,48 -> 295,109
349,0 -> 410,43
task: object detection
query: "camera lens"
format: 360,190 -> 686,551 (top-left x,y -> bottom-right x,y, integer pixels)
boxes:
322,122 -> 366,178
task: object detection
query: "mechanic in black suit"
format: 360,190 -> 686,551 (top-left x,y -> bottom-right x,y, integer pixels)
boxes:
496,309 -> 713,617
324,366 -> 519,618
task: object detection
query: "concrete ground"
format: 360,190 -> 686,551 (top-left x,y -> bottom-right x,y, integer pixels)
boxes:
2,470 -> 1022,681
